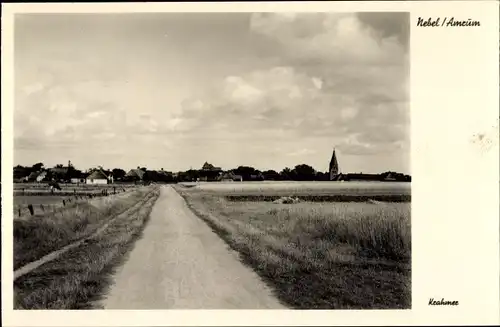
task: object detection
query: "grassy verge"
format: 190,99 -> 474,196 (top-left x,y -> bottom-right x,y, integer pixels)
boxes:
13,187 -> 149,270
175,186 -> 411,309
13,186 -> 160,309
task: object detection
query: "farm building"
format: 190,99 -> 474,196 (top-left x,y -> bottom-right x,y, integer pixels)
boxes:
49,166 -> 73,182
26,170 -> 47,183
156,169 -> 174,182
125,168 -> 145,182
27,171 -> 39,182
199,162 -> 223,182
50,166 -> 69,176
70,171 -> 87,184
219,172 -> 243,182
36,171 -> 47,182
86,170 -> 109,184
248,172 -> 264,181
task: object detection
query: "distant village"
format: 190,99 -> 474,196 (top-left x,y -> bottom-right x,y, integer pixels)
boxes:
13,149 -> 411,185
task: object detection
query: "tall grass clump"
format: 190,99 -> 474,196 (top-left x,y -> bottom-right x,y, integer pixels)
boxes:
283,204 -> 411,262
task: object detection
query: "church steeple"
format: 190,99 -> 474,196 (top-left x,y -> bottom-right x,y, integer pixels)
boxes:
329,148 -> 339,180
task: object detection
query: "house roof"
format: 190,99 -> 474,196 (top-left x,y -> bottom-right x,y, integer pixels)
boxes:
220,172 -> 235,179
86,170 -> 108,180
50,167 -> 69,175
28,171 -> 40,180
157,170 -> 172,176
126,169 -> 145,179
201,162 -> 222,171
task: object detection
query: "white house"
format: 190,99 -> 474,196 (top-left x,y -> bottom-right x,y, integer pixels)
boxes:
86,170 -> 109,185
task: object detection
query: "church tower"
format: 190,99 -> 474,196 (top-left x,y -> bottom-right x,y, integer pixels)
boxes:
329,148 -> 339,180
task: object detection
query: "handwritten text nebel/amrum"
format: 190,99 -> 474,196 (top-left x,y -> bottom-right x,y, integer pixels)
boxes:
417,17 -> 480,27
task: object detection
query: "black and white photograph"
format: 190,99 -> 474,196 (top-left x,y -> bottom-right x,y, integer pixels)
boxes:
12,10 -> 411,310
3,2 -> 499,325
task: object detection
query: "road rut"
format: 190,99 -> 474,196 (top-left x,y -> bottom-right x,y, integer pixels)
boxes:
100,185 -> 286,309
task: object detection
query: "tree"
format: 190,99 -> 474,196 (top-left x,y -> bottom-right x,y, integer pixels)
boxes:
13,165 -> 30,180
43,170 -> 54,182
181,169 -> 199,182
262,170 -> 280,181
315,171 -> 329,181
112,168 -> 126,180
280,167 -> 293,180
55,164 -> 64,168
31,162 -> 44,172
143,170 -> 159,182
292,164 -> 317,181
232,166 -> 260,181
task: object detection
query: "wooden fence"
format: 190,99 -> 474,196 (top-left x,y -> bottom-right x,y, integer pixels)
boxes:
14,187 -> 129,218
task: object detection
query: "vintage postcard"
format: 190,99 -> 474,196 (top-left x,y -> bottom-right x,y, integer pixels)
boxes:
2,1 -> 499,326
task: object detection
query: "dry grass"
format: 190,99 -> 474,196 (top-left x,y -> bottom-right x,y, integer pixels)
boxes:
14,187 -> 153,270
13,186 -> 160,309
175,187 -> 411,309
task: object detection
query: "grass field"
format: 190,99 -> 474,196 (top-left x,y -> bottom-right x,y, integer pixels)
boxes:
13,183 -> 139,219
13,183 -> 138,190
179,181 -> 411,201
13,183 -> 135,197
14,186 -> 154,270
180,181 -> 411,193
14,185 -> 160,309
14,195 -> 66,206
175,181 -> 411,309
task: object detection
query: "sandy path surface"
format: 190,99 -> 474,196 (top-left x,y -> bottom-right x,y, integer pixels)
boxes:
100,185 -> 286,309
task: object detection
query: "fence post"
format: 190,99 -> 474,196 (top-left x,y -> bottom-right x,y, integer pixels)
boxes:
18,208 -> 21,217
28,204 -> 34,216
40,204 -> 45,212
63,199 -> 66,206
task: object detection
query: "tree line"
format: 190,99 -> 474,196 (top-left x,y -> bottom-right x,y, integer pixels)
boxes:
14,162 -> 411,183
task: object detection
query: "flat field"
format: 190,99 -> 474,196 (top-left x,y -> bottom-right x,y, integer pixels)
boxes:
14,183 -> 138,190
14,195 -> 66,206
13,183 -> 137,196
13,184 -> 139,219
174,181 -> 411,309
179,181 -> 410,202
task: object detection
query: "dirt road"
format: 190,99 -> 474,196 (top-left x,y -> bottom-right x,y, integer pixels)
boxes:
100,185 -> 286,309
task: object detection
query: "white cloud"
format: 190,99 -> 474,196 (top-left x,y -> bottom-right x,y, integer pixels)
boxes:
22,82 -> 45,95
250,13 -> 406,66
288,148 -> 317,157
14,13 -> 410,173
312,77 -> 323,90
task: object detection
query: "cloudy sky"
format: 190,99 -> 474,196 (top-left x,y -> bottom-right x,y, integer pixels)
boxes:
14,12 -> 410,173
